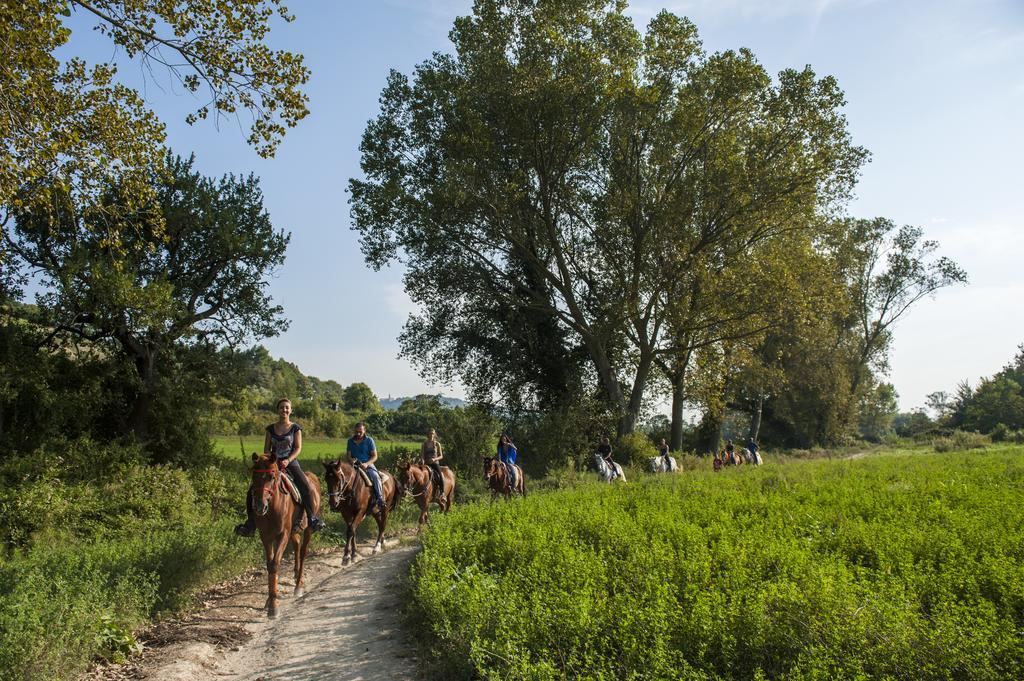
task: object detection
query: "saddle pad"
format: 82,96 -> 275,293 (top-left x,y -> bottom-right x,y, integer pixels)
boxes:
281,471 -> 301,503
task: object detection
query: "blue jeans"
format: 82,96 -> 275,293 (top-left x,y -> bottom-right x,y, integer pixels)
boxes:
504,461 -> 517,488
359,464 -> 384,507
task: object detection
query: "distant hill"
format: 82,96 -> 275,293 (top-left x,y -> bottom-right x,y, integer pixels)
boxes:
381,395 -> 468,411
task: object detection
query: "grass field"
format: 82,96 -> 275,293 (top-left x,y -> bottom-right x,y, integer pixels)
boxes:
409,445 -> 1024,680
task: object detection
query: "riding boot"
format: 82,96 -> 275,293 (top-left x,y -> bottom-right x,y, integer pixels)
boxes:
301,497 -> 325,532
234,490 -> 256,537
291,503 -> 306,533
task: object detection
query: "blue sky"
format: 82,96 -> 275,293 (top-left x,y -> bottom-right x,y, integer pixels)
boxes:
62,0 -> 1024,410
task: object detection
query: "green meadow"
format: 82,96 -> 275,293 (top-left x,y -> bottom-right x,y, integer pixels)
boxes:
410,447 -> 1024,680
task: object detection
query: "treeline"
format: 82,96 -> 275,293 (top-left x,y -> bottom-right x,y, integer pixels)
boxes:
892,344 -> 1024,442
350,0 -> 966,454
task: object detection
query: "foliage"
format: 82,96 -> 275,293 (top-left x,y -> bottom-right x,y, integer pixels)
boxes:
614,431 -> 659,467
0,0 -> 308,246
410,450 -> 1024,680
857,381 -> 899,442
343,382 -> 380,413
932,430 -> 989,452
7,155 -> 289,460
435,406 -> 501,475
0,448 -> 261,681
389,394 -> 447,436
350,0 -> 866,436
893,410 -> 936,438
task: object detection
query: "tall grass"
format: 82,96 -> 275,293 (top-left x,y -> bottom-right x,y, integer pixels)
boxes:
409,449 -> 1024,680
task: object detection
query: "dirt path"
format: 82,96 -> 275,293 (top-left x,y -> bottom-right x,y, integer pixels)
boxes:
88,540 -> 421,681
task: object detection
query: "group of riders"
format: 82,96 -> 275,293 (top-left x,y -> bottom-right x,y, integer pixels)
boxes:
234,397 -> 499,538
713,438 -> 762,471
233,397 -> 764,538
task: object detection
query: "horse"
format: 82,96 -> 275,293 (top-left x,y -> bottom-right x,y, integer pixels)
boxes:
247,453 -> 321,618
321,461 -> 400,565
395,462 -> 455,528
647,455 -> 678,473
482,456 -> 526,499
593,453 -> 626,483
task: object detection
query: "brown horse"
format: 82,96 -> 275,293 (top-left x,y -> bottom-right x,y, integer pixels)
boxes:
321,461 -> 400,564
482,457 -> 526,499
395,462 -> 455,528
247,453 -> 321,618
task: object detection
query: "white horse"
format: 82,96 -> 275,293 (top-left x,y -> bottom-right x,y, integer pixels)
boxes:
647,455 -> 678,473
593,453 -> 626,483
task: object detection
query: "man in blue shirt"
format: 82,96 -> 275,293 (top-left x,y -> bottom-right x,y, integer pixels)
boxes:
347,422 -> 385,512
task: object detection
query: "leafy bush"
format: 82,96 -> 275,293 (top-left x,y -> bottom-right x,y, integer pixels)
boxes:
0,459 -> 260,680
614,431 -> 658,466
409,451 -> 1024,680
933,430 -> 990,452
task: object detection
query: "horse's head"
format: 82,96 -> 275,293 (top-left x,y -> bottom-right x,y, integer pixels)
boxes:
250,453 -> 280,516
482,456 -> 499,481
321,459 -> 350,511
394,460 -> 413,493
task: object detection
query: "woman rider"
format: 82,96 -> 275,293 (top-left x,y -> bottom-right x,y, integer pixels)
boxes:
658,438 -> 671,467
348,421 -> 385,513
597,436 -> 617,479
497,433 -> 518,492
235,398 -> 325,536
421,428 -> 446,503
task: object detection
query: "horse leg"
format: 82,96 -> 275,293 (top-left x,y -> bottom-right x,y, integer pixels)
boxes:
350,510 -> 366,561
343,520 -> 355,565
266,532 -> 288,618
292,530 -> 307,598
372,505 -> 386,554
418,496 -> 429,528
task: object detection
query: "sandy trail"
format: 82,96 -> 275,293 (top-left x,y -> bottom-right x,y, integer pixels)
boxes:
90,541 -> 421,681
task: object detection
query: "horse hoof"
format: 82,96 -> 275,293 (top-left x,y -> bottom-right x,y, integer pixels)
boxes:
371,545 -> 380,555
342,555 -> 351,566
294,587 -> 304,598
268,607 -> 278,619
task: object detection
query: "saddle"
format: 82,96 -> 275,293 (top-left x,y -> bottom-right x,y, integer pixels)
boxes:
280,470 -> 301,503
354,466 -> 390,488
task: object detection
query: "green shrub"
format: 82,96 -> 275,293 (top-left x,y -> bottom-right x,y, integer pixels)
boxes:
933,430 -> 990,452
0,459 -> 260,681
614,431 -> 658,466
409,451 -> 1024,680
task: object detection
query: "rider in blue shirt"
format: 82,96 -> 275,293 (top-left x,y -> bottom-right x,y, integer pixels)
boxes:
347,421 -> 385,512
497,433 -> 518,491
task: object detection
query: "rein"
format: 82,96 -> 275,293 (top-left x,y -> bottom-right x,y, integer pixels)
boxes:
252,466 -> 281,499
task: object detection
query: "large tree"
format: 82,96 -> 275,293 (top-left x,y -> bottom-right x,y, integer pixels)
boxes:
350,0 -> 866,435
1,0 -> 309,262
8,154 -> 288,448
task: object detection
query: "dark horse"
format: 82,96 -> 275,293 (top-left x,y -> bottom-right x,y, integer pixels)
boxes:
247,453 -> 321,618
482,456 -> 526,499
322,461 -> 400,564
395,462 -> 455,528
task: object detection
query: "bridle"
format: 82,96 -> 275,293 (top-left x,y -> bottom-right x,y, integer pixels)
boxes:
399,464 -> 429,498
252,462 -> 281,501
327,465 -> 352,504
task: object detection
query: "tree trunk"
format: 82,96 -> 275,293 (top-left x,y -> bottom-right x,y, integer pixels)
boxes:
748,394 -> 764,442
619,351 -> 655,437
670,379 -> 685,452
697,405 -> 725,455
128,348 -> 157,443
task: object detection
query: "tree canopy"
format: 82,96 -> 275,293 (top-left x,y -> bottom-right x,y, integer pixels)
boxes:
351,0 -> 867,435
1,0 -> 309,265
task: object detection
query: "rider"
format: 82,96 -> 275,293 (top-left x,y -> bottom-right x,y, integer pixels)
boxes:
497,433 -> 518,492
597,436 -> 617,479
657,438 -> 671,467
747,436 -> 760,463
235,397 -> 325,536
348,421 -> 385,513
420,427 -> 446,503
